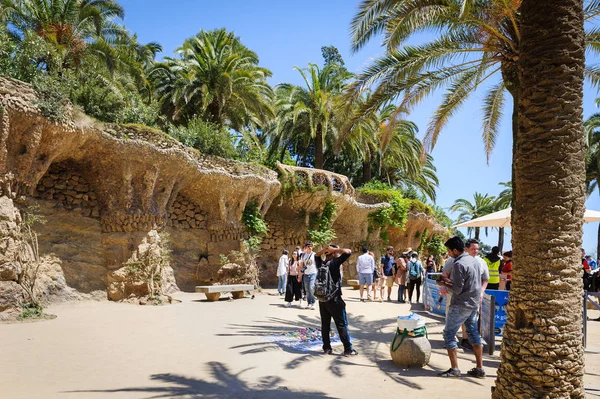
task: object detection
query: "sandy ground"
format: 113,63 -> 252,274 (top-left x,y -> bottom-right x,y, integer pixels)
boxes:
1,288 -> 599,399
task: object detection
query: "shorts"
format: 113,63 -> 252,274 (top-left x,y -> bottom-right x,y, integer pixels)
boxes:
358,273 -> 373,285
384,276 -> 395,287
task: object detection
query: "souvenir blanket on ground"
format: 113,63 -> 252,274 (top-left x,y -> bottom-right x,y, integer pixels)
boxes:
262,327 -> 355,352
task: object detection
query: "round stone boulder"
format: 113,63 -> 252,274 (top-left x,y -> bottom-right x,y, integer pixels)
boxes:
390,334 -> 431,368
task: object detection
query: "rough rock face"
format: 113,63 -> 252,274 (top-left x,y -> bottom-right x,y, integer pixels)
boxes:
107,230 -> 179,302
0,75 -> 445,303
390,335 -> 432,368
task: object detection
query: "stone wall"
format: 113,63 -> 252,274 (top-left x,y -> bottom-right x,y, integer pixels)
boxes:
0,75 -> 445,308
34,161 -> 100,218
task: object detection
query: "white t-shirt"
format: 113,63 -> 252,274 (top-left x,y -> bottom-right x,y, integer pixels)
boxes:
302,252 -> 317,275
277,255 -> 288,276
475,256 -> 490,281
356,253 -> 375,274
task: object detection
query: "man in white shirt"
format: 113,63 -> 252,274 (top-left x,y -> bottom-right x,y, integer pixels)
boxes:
356,246 -> 376,302
299,242 -> 317,310
277,250 -> 289,296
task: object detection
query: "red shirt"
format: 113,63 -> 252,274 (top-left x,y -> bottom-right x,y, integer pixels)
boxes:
503,261 -> 513,281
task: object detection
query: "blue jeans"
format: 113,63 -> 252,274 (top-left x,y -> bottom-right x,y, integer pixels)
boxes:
397,285 -> 405,302
278,274 -> 287,294
303,273 -> 316,305
443,306 -> 482,350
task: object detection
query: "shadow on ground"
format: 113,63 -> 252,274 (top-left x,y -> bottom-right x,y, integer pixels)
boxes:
65,362 -> 334,398
218,301 -> 493,389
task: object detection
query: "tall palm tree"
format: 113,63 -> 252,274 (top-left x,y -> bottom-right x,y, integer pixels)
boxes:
348,0 -> 600,160
495,180 -> 511,251
1,0 -> 128,72
450,192 -> 496,240
493,0 -> 586,396
151,28 -> 273,130
270,63 -> 349,169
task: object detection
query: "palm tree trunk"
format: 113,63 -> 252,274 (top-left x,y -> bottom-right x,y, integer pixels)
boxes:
362,161 -> 372,183
314,125 -> 324,170
493,0 -> 586,397
497,227 -> 504,252
474,227 -> 480,241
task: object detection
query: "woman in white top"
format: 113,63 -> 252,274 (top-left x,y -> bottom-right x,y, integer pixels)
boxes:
285,251 -> 302,307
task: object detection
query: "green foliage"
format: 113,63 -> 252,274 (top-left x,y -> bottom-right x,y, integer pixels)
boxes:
168,118 -> 237,158
432,205 -> 453,228
321,45 -> 345,67
408,200 -> 433,215
152,28 -> 273,130
426,235 -> 448,257
307,199 -> 339,247
32,73 -> 74,121
244,236 -> 263,253
242,201 -> 268,237
17,302 -> 43,320
219,254 -> 229,265
359,183 -> 409,239
72,76 -> 126,122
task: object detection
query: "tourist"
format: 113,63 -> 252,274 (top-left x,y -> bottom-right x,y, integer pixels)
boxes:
277,249 -> 289,296
465,239 -> 490,293
443,238 -> 488,351
367,250 -> 381,302
407,252 -> 424,303
314,245 -> 358,356
395,252 -> 408,303
501,250 -> 513,291
483,246 -> 502,290
356,246 -> 375,302
425,255 -> 436,275
285,251 -> 302,307
299,241 -> 317,310
583,248 -> 592,291
381,246 -> 396,302
437,236 -> 485,378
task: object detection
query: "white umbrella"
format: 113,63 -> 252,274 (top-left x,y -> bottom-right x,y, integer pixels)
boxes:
454,208 -> 600,228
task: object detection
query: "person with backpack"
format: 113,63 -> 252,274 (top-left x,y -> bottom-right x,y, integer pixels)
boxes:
407,252 -> 425,303
314,244 -> 358,357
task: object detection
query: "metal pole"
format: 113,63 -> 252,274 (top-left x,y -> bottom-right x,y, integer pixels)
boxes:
583,292 -> 587,349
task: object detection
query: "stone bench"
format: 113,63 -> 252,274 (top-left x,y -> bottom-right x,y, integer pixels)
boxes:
347,279 -> 360,290
195,284 -> 254,301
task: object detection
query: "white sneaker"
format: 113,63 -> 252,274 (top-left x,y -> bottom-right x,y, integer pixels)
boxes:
285,302 -> 292,307
309,304 -> 315,310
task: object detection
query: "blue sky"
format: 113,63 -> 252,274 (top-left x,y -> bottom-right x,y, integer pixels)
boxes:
119,0 -> 600,256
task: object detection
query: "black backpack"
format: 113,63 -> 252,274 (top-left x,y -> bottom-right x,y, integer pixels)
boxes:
314,261 -> 339,302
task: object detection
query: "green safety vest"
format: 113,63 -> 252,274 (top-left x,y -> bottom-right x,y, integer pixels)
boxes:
484,257 -> 501,284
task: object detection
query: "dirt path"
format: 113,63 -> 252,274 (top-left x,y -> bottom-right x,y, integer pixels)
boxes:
1,289 -> 599,399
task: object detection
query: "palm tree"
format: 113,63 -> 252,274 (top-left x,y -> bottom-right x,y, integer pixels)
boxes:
348,0 -> 600,160
493,0 -> 586,396
495,180 -> 511,251
151,28 -> 273,131
450,192 -> 496,240
270,63 -> 349,169
1,0 -> 128,72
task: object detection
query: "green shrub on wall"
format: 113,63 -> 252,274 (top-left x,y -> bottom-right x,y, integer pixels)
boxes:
307,199 -> 338,248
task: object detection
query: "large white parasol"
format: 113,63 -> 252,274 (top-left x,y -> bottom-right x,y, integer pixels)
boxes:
453,208 -> 600,228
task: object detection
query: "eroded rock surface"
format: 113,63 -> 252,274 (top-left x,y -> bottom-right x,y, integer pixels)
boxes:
0,75 -> 445,304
